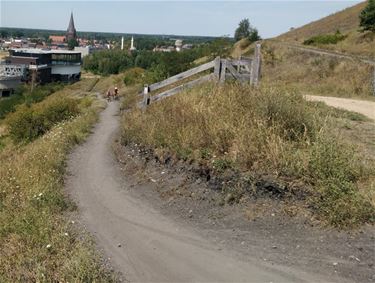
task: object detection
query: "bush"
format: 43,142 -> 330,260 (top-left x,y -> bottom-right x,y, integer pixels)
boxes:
123,67 -> 145,85
0,83 -> 64,119
359,0 -> 375,32
0,93 -> 24,119
6,95 -> 79,143
303,31 -> 347,45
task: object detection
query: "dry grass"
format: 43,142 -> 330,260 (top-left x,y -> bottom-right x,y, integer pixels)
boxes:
0,79 -> 116,282
231,38 -> 254,58
261,42 -> 374,99
121,82 -> 375,227
277,2 -> 374,58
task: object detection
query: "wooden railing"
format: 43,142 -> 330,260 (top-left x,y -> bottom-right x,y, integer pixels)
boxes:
142,43 -> 261,108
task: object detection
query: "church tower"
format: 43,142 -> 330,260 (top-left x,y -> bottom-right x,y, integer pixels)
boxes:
66,12 -> 77,41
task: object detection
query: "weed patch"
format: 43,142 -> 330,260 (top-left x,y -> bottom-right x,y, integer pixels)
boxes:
6,95 -> 80,143
121,83 -> 375,227
0,83 -> 64,119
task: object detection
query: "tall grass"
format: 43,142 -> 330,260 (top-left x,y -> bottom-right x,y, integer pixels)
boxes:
261,43 -> 374,99
121,83 -> 375,227
0,83 -> 115,281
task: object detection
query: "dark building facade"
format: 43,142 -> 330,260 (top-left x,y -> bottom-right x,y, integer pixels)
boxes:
5,49 -> 81,84
66,12 -> 77,42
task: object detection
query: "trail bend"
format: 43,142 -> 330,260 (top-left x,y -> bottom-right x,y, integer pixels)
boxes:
66,101 -> 342,283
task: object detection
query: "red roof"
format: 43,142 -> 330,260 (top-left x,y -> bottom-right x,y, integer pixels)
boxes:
49,35 -> 66,43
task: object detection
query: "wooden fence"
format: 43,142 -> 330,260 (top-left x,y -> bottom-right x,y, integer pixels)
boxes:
142,43 -> 262,108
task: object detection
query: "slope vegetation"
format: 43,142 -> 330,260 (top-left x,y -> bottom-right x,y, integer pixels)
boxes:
121,83 -> 375,228
277,2 -> 374,58
0,79 -> 116,282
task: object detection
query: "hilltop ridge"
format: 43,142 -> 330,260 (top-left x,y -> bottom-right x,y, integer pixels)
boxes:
277,2 -> 366,42
275,1 -> 374,58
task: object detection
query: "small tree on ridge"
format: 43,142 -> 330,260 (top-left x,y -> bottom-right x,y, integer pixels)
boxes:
359,0 -> 375,32
234,18 -> 261,42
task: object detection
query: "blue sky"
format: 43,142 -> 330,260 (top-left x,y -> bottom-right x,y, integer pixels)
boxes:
0,1 -> 362,37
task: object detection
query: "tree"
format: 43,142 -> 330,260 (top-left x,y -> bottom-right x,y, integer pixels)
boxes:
0,30 -> 9,38
68,39 -> 79,50
359,0 -> 375,32
234,18 -> 261,42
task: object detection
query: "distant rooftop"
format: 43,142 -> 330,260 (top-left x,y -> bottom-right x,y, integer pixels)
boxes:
11,48 -> 81,55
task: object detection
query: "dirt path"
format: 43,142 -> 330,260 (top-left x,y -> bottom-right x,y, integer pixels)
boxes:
65,101 -> 335,282
305,95 -> 375,120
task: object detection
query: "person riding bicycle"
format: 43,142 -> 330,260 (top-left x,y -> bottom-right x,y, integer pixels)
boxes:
114,87 -> 119,100
106,90 -> 112,101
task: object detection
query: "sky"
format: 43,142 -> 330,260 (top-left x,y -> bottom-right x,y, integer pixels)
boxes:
0,1 -> 362,38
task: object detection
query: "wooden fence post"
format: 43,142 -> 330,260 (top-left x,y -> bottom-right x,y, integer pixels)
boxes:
220,59 -> 227,83
214,56 -> 221,81
237,56 -> 241,73
250,43 -> 261,86
143,84 -> 150,108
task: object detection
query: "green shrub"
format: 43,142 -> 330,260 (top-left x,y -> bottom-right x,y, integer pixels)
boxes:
359,0 -> 375,32
0,83 -> 64,119
303,31 -> 347,45
6,95 -> 79,143
123,67 -> 145,85
0,94 -> 24,119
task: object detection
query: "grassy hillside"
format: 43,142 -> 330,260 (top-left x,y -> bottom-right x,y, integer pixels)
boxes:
261,42 -> 374,99
277,2 -> 375,58
0,79 -> 117,282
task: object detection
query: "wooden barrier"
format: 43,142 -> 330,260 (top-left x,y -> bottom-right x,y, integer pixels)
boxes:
142,46 -> 261,108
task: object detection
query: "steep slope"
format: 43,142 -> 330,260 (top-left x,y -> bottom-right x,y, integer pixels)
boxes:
278,2 -> 366,41
276,1 -> 374,58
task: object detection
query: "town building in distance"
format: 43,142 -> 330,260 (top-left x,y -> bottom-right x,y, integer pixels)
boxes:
0,13 -> 84,96
153,39 -> 193,53
6,48 -> 81,84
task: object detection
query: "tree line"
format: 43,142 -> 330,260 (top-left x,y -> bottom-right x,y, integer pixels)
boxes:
83,38 -> 232,83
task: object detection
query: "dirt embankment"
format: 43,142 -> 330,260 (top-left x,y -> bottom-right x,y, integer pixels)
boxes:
114,140 -> 375,283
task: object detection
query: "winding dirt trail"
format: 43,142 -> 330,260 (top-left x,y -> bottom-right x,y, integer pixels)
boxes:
65,101 -> 334,282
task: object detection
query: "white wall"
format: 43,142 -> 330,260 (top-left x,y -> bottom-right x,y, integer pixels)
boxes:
51,65 -> 81,75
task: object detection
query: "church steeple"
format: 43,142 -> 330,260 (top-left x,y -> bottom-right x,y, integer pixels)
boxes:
66,12 -> 77,41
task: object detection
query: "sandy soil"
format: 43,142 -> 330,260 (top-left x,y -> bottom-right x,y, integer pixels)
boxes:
64,101 -> 355,282
306,95 -> 375,120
